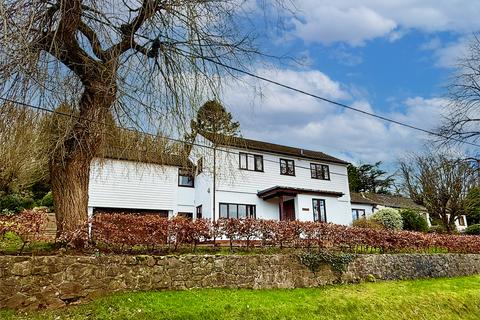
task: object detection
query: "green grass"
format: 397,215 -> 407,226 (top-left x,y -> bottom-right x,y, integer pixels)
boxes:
2,276 -> 480,320
0,232 -> 55,254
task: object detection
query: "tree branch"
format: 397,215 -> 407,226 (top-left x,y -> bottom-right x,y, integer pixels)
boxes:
106,0 -> 165,58
78,21 -> 107,61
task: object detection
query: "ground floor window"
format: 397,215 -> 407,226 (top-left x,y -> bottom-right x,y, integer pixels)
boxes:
458,215 -> 466,226
93,207 -> 169,218
219,203 -> 256,219
178,212 -> 193,220
312,199 -> 327,222
196,205 -> 202,219
352,208 -> 366,221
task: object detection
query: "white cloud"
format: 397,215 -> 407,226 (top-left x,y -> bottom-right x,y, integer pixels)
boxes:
293,5 -> 396,46
221,66 -> 447,165
286,0 -> 480,45
223,68 -> 349,114
433,38 -> 470,68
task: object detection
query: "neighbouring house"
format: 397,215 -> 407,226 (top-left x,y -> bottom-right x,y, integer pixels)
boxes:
88,133 -> 352,225
350,192 -> 468,231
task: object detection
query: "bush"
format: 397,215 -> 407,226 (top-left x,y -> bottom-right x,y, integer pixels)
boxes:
0,209 -> 48,252
352,218 -> 383,229
465,224 -> 480,235
428,224 -> 447,234
372,208 -> 403,230
38,191 -> 54,209
88,214 -> 480,254
401,209 -> 429,232
0,194 -> 35,215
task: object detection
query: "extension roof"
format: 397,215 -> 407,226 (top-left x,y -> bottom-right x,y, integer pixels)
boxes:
351,192 -> 425,210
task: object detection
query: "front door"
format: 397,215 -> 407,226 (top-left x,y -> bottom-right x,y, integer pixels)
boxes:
283,199 -> 295,221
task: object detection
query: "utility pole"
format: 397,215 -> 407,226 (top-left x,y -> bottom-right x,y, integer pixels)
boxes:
212,146 -> 216,222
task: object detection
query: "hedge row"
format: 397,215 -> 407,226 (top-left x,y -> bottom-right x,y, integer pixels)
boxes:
91,213 -> 480,253
3,211 -> 480,254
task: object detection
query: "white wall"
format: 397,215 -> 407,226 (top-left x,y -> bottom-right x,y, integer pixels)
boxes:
296,194 -> 351,225
88,158 -> 194,214
351,203 -> 375,217
190,135 -> 352,224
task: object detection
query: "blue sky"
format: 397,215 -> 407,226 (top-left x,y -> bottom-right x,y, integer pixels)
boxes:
221,0 -> 479,167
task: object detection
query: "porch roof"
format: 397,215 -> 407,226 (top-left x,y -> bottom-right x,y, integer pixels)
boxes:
257,186 -> 344,200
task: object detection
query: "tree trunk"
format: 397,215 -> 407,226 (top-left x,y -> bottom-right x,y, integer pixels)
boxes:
51,82 -> 116,243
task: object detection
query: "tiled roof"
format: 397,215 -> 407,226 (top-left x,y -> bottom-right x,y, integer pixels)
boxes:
100,146 -> 193,168
258,186 -> 344,200
351,192 -> 425,210
201,132 -> 349,165
350,192 -> 377,205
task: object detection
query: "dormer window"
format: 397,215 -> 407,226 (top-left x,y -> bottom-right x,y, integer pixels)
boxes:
280,159 -> 295,176
178,168 -> 194,187
239,152 -> 263,172
310,163 -> 330,180
196,157 -> 203,175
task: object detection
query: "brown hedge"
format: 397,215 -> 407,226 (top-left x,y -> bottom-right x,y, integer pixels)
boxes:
90,214 -> 480,254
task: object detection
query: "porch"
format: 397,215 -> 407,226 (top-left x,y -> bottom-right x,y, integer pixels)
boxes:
257,186 -> 344,221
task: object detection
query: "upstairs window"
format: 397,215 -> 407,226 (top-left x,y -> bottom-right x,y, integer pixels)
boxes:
280,159 -> 295,176
196,157 -> 203,175
310,163 -> 330,180
178,168 -> 194,187
239,152 -> 263,172
219,203 -> 256,219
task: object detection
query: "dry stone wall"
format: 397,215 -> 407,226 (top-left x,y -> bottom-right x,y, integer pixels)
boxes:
1,253 -> 480,310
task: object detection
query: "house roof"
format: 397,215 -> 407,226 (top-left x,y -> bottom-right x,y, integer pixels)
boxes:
351,192 -> 425,210
257,186 -> 344,200
100,146 -> 193,168
201,132 -> 349,165
350,192 -> 377,205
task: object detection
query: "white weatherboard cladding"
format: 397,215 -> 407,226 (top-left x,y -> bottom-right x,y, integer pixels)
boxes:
214,147 -> 349,197
88,158 -> 194,212
296,194 -> 351,225
215,190 -> 280,220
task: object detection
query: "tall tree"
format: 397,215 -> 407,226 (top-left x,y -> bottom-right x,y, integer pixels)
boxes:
190,100 -> 240,137
347,162 -> 394,194
464,187 -> 480,225
399,152 -> 476,233
0,1 -> 282,239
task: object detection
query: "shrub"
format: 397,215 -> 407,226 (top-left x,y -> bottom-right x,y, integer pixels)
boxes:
0,194 -> 35,214
400,209 -> 429,232
38,191 -> 54,209
352,218 -> 383,229
465,224 -> 480,235
372,208 -> 403,230
428,224 -> 447,234
0,209 -> 48,252
89,214 -> 480,254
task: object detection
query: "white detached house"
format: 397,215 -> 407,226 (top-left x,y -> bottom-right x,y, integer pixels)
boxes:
88,133 -> 352,225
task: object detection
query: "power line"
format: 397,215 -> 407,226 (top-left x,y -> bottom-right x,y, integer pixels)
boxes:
199,57 -> 480,149
0,96 -> 347,176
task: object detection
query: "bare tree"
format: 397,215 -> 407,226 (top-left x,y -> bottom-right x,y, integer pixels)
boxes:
439,35 -> 480,148
0,103 -> 49,194
0,0 -> 285,238
399,152 -> 476,233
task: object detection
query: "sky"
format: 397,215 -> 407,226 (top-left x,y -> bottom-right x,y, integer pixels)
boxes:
220,0 -> 480,168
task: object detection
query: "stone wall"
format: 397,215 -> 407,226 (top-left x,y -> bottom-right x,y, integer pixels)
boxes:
2,253 -> 480,310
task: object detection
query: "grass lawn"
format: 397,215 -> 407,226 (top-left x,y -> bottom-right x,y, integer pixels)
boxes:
2,276 -> 480,320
